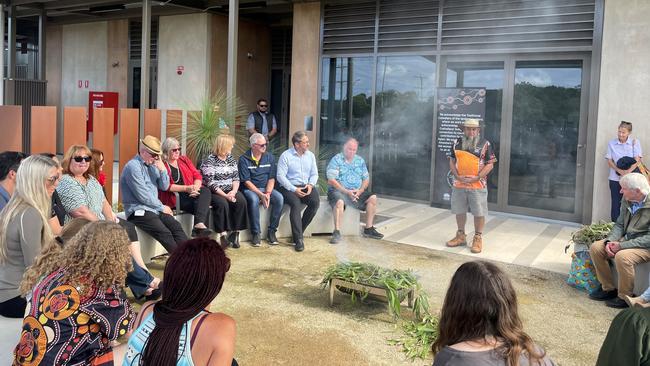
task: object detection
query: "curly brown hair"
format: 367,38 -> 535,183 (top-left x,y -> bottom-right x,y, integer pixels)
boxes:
21,221 -> 132,297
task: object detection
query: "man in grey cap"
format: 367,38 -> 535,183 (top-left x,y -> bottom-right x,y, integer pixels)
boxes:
121,135 -> 188,253
445,118 -> 497,254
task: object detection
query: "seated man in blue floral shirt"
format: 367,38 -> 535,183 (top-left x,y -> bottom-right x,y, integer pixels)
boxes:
326,137 -> 383,244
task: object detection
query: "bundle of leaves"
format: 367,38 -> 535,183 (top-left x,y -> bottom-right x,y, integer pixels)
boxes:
388,314 -> 439,360
570,221 -> 614,247
321,261 -> 430,319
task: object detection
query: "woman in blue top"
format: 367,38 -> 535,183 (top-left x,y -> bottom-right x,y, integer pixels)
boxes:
124,237 -> 237,366
606,121 -> 643,221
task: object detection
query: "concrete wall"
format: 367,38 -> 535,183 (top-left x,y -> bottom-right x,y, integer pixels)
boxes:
157,13 -> 211,109
289,3 -> 321,150
592,0 -> 650,221
107,19 -> 129,109
61,22 -> 108,107
209,14 -> 271,111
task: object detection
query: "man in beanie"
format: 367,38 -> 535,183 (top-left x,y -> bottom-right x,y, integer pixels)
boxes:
445,118 -> 497,254
121,135 -> 188,253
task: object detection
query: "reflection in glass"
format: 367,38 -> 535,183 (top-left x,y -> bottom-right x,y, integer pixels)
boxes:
320,57 -> 373,163
373,56 -> 435,200
508,60 -> 582,213
446,62 -> 504,203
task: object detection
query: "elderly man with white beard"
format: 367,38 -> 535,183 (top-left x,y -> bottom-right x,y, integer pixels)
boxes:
445,118 -> 497,253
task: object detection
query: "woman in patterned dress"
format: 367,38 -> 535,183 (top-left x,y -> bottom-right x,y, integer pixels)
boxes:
14,221 -> 135,366
56,145 -> 160,300
200,135 -> 247,248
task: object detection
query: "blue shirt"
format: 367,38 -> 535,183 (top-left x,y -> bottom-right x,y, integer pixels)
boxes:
629,196 -> 647,215
246,112 -> 277,135
120,155 -> 170,217
326,153 -> 369,192
606,137 -> 643,181
0,185 -> 10,212
277,148 -> 318,192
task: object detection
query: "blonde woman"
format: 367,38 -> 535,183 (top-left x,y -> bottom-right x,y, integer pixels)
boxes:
0,155 -> 59,318
200,134 -> 248,248
14,221 -> 135,365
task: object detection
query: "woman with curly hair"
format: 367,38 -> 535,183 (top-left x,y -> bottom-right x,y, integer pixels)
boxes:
124,237 -> 237,366
0,155 -> 59,318
14,221 -> 135,366
432,261 -> 556,366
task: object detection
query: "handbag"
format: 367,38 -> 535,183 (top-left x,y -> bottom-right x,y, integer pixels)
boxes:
566,250 -> 601,294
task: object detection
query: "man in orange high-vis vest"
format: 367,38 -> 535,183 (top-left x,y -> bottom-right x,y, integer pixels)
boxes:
446,118 -> 497,253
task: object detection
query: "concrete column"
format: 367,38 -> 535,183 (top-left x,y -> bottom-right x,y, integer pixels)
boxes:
289,3 -> 321,150
139,0 -> 152,137
0,4 -> 4,104
226,0 -> 238,116
7,5 -> 16,79
38,11 -> 46,80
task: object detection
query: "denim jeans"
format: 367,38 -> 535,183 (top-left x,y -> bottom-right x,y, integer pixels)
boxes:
243,188 -> 283,234
127,258 -> 155,299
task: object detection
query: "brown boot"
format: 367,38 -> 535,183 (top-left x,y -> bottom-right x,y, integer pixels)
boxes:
446,230 -> 467,247
471,234 -> 483,253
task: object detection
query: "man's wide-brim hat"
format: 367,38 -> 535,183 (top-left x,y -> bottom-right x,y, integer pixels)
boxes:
460,118 -> 482,129
140,135 -> 162,155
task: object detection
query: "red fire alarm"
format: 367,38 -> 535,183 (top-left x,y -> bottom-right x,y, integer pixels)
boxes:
176,66 -> 184,75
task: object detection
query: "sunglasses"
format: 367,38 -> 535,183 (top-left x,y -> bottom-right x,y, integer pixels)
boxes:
255,143 -> 268,148
171,148 -> 181,153
46,175 -> 61,184
258,104 -> 268,108
73,156 -> 92,163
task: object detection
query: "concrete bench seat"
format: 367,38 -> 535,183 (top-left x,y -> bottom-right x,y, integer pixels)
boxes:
0,315 -> 22,364
118,196 -> 362,263
611,261 -> 650,296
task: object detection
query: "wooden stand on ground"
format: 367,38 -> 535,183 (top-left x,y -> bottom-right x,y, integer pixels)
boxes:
328,278 -> 416,309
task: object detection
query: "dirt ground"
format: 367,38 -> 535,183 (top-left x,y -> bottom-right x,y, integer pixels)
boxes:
140,235 -> 619,366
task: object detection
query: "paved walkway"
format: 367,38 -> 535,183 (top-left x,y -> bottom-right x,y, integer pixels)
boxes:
372,198 -> 579,274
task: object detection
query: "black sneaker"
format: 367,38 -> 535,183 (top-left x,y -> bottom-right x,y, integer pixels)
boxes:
363,226 -> 384,240
251,233 -> 261,247
267,230 -> 279,245
228,232 -> 240,248
191,227 -> 213,238
589,287 -> 618,301
605,297 -> 629,308
295,239 -> 304,252
330,230 -> 341,244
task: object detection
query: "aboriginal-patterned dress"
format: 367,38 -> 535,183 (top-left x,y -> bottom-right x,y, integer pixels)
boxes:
13,268 -> 134,366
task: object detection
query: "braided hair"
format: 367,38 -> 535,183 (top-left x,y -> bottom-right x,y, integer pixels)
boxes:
140,237 -> 231,365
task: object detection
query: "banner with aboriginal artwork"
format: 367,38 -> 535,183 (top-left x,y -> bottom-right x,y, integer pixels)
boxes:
432,87 -> 486,206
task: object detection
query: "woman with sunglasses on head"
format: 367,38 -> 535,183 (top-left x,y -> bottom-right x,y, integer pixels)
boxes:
0,155 -> 59,318
123,237 -> 237,366
40,153 -> 66,236
432,260 -> 556,366
56,145 -> 161,300
160,137 -> 214,238
606,121 -> 643,221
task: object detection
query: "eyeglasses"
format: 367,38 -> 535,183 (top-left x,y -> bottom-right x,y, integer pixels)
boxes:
255,143 -> 268,148
146,150 -> 160,160
46,175 -> 61,184
73,156 -> 92,163
171,148 -> 181,153
258,104 -> 268,108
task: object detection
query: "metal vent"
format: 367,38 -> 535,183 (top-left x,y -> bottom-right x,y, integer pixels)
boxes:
271,27 -> 292,68
323,1 -> 377,54
441,0 -> 595,52
129,19 -> 159,60
378,0 -> 438,53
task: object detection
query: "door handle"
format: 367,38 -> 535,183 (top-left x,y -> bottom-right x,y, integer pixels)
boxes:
577,163 -> 583,167
577,144 -> 585,149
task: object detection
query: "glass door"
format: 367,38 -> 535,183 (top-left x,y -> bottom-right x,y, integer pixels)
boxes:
504,59 -> 587,220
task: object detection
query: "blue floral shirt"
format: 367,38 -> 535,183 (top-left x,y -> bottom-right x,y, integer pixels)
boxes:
326,153 -> 369,192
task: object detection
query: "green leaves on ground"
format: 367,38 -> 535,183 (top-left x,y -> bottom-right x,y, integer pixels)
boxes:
388,314 -> 439,360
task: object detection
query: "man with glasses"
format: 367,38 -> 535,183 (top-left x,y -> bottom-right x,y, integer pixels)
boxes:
239,133 -> 284,246
0,151 -> 28,211
247,98 -> 278,141
277,130 -> 320,252
120,135 -> 188,254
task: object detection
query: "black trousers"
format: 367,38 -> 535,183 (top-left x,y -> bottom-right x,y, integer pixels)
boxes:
277,186 -> 320,241
127,211 -> 188,253
210,191 -> 248,232
0,295 -> 27,318
179,186 -> 212,226
609,179 -> 623,222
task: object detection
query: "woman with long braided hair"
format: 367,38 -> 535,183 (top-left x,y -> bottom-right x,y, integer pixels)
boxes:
124,237 -> 237,366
